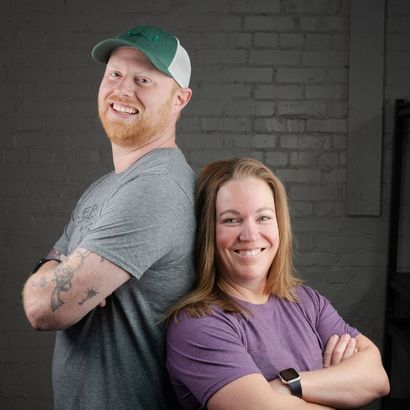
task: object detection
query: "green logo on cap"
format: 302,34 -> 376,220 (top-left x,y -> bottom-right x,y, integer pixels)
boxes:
126,28 -> 159,44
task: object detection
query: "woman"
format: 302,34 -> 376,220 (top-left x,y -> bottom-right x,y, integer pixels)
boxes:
166,158 -> 389,410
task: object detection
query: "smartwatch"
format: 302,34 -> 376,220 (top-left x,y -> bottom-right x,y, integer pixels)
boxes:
32,258 -> 61,274
279,368 -> 302,398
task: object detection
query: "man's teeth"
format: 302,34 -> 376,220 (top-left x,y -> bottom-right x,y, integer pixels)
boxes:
237,249 -> 262,256
112,103 -> 137,114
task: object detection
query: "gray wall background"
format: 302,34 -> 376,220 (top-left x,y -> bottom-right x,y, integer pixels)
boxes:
1,0 -> 409,409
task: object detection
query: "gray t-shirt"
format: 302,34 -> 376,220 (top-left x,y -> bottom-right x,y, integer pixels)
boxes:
167,285 -> 359,409
52,148 -> 196,410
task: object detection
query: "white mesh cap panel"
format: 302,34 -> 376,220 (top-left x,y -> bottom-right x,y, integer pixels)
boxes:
168,38 -> 191,88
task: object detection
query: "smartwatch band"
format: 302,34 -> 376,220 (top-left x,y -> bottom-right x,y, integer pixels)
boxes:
32,258 -> 61,274
279,368 -> 302,398
287,377 -> 302,398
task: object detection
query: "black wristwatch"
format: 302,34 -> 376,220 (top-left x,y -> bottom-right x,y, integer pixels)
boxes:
32,258 -> 61,273
279,368 -> 302,398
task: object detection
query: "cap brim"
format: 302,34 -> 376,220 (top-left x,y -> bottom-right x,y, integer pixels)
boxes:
91,38 -> 173,79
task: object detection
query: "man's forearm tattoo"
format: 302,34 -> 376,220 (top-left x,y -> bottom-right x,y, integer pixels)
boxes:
78,288 -> 99,305
51,249 -> 91,312
32,276 -> 47,288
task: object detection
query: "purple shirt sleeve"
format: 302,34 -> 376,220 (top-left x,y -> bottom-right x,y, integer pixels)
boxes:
166,310 -> 261,409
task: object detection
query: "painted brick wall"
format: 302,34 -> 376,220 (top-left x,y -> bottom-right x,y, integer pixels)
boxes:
0,0 -> 409,408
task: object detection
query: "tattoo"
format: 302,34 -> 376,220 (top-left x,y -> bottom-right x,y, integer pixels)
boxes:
47,248 -> 65,260
78,288 -> 99,305
32,276 -> 47,288
51,249 -> 91,312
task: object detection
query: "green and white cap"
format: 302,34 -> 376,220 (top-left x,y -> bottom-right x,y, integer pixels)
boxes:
92,24 -> 191,88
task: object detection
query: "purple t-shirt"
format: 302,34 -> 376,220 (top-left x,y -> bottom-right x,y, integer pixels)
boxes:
166,285 -> 359,409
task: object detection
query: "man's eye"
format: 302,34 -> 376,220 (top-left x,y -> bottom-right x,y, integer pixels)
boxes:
136,77 -> 150,84
110,72 -> 121,77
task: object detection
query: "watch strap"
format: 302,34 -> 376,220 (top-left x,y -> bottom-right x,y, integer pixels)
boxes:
287,377 -> 302,398
32,258 -> 61,273
279,368 -> 302,398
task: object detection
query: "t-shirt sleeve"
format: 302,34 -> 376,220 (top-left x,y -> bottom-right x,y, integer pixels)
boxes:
166,311 -> 261,409
78,176 -> 188,279
53,214 -> 75,256
297,285 -> 360,348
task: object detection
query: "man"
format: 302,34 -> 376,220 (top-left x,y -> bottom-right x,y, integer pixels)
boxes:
23,24 -> 195,410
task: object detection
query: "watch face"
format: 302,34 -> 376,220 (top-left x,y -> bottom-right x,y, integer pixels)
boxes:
280,368 -> 299,382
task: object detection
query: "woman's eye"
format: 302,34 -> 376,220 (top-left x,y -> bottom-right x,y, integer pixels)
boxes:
259,215 -> 271,222
223,218 -> 239,224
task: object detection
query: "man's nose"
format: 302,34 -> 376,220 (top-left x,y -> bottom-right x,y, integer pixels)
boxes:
115,76 -> 135,97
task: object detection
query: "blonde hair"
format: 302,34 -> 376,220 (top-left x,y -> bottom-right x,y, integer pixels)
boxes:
167,158 -> 301,320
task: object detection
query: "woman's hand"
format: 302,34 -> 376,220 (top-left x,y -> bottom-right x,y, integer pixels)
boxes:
323,334 -> 358,368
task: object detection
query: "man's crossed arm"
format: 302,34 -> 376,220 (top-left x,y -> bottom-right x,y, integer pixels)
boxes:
23,247 -> 130,330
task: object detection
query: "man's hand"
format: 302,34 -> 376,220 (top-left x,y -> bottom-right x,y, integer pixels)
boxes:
323,334 -> 358,368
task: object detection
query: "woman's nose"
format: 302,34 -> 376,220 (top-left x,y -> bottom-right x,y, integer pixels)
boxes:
239,221 -> 259,241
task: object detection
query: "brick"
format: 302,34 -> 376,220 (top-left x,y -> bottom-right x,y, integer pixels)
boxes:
223,117 -> 251,132
227,33 -> 253,48
326,68 -> 348,82
187,100 -> 224,116
265,151 -> 289,167
283,0 -> 345,14
250,134 -> 278,148
199,84 -> 252,99
291,152 -> 319,167
278,101 -> 327,116
276,68 -> 326,83
223,135 -> 251,148
305,34 -> 332,50
244,16 -> 296,31
299,16 -> 348,32
222,67 -> 273,82
254,117 -> 286,132
230,0 -> 280,13
276,169 -> 321,183
327,101 -> 347,118
280,135 -> 298,149
254,85 -> 303,100
279,33 -> 304,49
306,118 -> 347,133
305,84 -> 347,99
196,49 -> 247,65
201,118 -> 223,131
254,33 -> 279,48
249,50 -> 300,66
323,169 -> 346,182
302,51 -> 348,67
319,152 -> 339,169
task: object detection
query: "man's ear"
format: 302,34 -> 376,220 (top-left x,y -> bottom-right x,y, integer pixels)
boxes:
174,87 -> 192,113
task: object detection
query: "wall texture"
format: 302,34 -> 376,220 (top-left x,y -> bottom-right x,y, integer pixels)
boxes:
1,0 -> 409,409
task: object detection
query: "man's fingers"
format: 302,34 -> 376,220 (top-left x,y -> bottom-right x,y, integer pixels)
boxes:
323,334 -> 339,367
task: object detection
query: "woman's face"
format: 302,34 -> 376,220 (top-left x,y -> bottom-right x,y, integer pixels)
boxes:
215,177 -> 279,290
